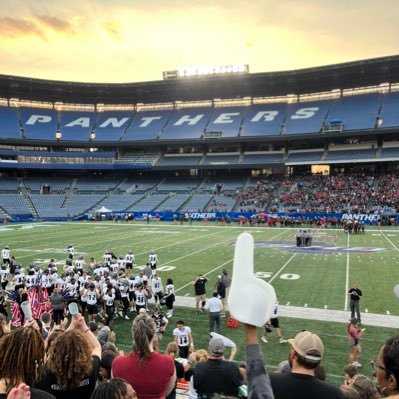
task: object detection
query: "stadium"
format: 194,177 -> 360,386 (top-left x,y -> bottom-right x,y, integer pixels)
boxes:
2,55 -> 399,396
0,55 -> 399,222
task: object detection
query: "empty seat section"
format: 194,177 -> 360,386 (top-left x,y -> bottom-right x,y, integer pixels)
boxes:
95,194 -> 144,211
154,194 -> 190,211
128,194 -> 169,211
117,179 -> 161,193
202,154 -> 240,165
181,193 -> 212,212
0,178 -> 19,191
30,194 -> 66,218
202,178 -> 245,192
95,111 -> 134,141
59,111 -> 96,141
0,194 -> 31,215
380,147 -> 399,158
161,108 -> 213,140
325,148 -> 376,161
23,177 -> 71,192
74,178 -> 121,192
284,100 -> 331,135
20,107 -> 58,140
241,152 -> 283,164
157,155 -> 202,167
0,106 -> 22,139
63,194 -> 105,216
286,151 -> 323,163
326,94 -> 381,131
205,107 -> 246,138
241,103 -> 286,137
378,92 -> 399,129
157,178 -> 201,192
123,110 -> 172,141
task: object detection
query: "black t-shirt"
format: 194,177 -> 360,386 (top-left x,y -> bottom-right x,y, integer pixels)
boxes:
270,372 -> 343,399
40,356 -> 100,399
193,359 -> 242,397
0,388 -> 55,399
194,278 -> 207,295
348,288 -> 362,301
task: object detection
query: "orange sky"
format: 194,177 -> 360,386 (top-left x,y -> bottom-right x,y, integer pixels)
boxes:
0,0 -> 398,83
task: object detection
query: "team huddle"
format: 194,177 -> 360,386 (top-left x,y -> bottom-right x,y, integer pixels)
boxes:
0,245 -> 176,327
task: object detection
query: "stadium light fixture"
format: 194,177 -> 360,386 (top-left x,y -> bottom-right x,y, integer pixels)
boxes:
55,130 -> 62,140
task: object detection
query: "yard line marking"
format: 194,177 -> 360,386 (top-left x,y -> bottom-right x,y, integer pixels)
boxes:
175,259 -> 233,293
381,231 -> 399,253
344,233 -> 350,311
268,253 -> 297,284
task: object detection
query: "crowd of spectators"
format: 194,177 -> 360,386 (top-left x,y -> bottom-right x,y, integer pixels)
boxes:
237,173 -> 399,214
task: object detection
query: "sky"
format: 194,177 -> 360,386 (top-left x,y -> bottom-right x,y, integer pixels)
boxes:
0,0 -> 398,84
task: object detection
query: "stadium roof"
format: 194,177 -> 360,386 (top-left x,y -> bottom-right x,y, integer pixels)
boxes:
1,55 -> 399,105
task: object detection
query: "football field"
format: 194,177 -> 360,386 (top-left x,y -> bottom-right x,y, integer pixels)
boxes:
7,220 -> 399,314
3,220 -> 399,383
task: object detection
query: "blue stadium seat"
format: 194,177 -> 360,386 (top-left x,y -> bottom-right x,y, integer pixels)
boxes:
378,92 -> 399,129
20,107 -> 58,140
241,103 -> 286,137
325,93 -> 381,131
123,110 -> 172,141
95,111 -> 134,141
161,108 -> 214,140
157,155 -> 202,167
241,152 -> 284,164
284,100 -> 332,135
286,151 -> 324,163
0,106 -> 22,139
59,111 -> 96,141
205,106 -> 247,138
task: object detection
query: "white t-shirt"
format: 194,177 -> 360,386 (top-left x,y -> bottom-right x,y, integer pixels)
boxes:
173,326 -> 192,347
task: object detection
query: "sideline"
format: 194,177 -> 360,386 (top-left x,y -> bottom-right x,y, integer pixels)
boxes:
174,295 -> 399,328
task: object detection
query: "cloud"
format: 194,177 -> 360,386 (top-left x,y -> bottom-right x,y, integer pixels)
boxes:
0,14 -> 74,40
0,16 -> 44,38
34,14 -> 74,35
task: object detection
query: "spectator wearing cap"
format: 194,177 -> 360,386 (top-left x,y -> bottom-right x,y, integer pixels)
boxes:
204,292 -> 223,334
192,337 -> 242,398
269,331 -> 343,399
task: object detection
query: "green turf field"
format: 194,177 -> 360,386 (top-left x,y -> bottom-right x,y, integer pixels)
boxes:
3,221 -> 399,384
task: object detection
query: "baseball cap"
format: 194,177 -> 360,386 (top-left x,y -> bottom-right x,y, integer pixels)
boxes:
288,331 -> 324,361
209,337 -> 225,355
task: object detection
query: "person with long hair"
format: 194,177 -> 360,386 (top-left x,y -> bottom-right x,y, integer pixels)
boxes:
347,318 -> 365,368
112,314 -> 176,399
0,320 -> 55,399
40,313 -> 101,399
372,335 -> 399,397
90,378 -> 137,399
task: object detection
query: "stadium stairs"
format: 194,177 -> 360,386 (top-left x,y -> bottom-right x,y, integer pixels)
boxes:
19,179 -> 38,218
